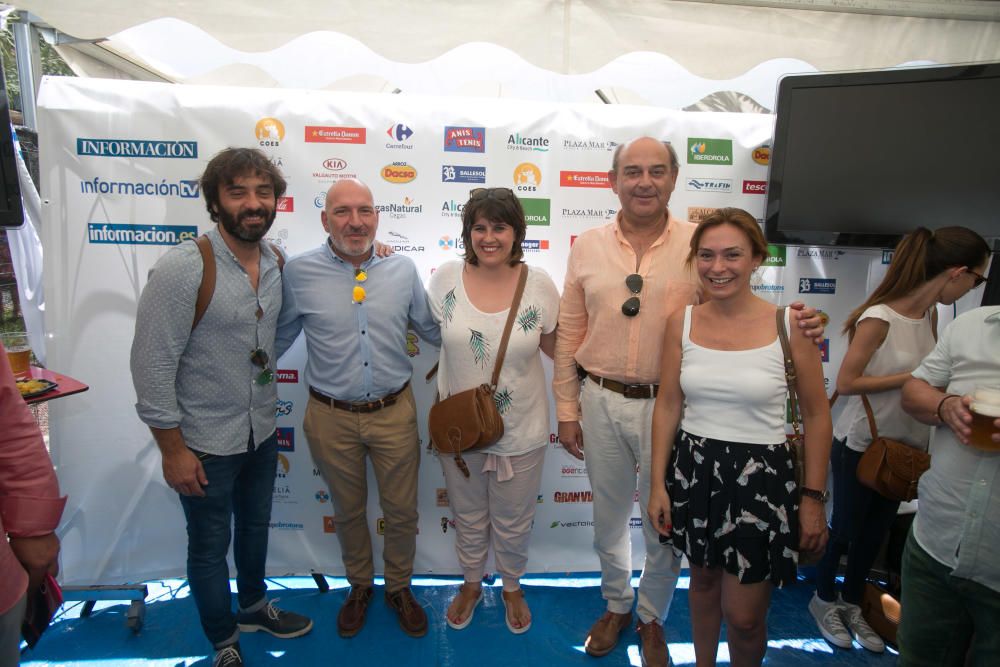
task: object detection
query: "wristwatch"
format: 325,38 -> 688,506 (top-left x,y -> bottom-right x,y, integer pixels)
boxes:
800,487 -> 829,503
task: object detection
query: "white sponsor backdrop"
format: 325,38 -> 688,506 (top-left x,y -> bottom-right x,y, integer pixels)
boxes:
40,76 -> 908,585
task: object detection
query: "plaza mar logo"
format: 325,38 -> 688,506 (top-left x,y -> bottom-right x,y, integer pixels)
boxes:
255,118 -> 285,147
687,138 -> 733,165
513,163 -> 541,192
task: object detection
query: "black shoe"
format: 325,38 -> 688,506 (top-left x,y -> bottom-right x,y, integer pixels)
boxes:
212,643 -> 243,667
237,599 -> 314,639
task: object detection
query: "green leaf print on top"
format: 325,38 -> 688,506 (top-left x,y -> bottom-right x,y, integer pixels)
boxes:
516,304 -> 541,333
494,387 -> 513,414
442,288 -> 457,326
468,329 -> 491,368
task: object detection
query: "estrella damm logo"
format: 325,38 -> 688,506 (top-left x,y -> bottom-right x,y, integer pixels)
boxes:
513,163 -> 541,192
255,118 -> 285,146
305,126 -> 366,144
76,138 -> 198,159
87,223 -> 197,246
687,138 -> 732,165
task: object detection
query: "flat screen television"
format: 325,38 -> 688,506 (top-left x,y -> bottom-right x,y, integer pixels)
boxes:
764,62 -> 1000,250
0,56 -> 24,229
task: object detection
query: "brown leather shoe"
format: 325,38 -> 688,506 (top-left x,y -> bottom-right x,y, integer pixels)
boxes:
637,619 -> 670,667
584,610 -> 633,657
385,587 -> 428,637
337,586 -> 373,638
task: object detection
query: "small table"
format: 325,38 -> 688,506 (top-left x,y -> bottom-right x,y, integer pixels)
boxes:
19,366 -> 90,404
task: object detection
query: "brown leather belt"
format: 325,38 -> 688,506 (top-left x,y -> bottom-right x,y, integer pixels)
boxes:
588,373 -> 658,399
309,381 -> 409,413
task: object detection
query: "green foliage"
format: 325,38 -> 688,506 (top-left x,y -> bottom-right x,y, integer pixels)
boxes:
468,328 -> 490,368
442,288 -> 456,326
493,387 -> 513,415
1,21 -> 75,112
516,305 -> 541,333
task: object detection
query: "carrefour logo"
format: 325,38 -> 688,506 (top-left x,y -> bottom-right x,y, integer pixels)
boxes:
87,223 -> 197,246
386,123 -> 414,149
76,139 -> 198,159
799,278 -> 837,294
687,138 -> 732,165
255,118 -> 285,146
80,177 -> 200,198
442,165 -> 486,183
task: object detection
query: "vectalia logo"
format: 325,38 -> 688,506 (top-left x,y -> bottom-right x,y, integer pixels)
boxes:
742,180 -> 767,194
76,138 -> 198,159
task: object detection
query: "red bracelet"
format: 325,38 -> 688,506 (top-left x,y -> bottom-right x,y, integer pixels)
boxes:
936,394 -> 960,422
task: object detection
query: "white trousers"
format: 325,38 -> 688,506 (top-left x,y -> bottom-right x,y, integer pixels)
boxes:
581,379 -> 681,624
439,446 -> 547,590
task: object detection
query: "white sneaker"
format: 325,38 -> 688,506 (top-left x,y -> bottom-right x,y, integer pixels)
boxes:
808,593 -> 853,649
841,598 -> 886,653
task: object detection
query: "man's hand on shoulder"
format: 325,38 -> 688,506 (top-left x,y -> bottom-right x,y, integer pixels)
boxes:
373,240 -> 394,258
789,301 -> 826,346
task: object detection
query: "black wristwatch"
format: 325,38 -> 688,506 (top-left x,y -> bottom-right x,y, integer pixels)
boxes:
801,487 -> 829,503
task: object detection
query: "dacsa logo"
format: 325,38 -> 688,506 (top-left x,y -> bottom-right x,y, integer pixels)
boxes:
752,144 -> 771,166
255,118 -> 285,147
382,162 -> 417,184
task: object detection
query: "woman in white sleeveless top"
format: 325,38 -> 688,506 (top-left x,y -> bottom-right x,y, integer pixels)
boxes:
648,208 -> 831,666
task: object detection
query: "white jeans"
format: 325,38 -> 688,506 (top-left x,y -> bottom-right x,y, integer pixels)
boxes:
581,379 -> 681,624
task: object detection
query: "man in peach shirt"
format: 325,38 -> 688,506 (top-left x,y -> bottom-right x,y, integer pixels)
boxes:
554,137 -> 818,666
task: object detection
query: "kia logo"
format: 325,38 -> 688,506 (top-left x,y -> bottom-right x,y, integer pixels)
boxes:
322,158 -> 347,170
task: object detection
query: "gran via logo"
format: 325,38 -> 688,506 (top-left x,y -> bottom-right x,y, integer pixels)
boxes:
88,223 -> 197,245
76,138 -> 198,158
80,177 -> 200,198
687,138 -> 732,165
799,278 -> 837,294
762,245 -> 786,267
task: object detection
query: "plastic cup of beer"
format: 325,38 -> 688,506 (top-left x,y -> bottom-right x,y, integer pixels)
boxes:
969,386 -> 1000,451
1,332 -> 32,376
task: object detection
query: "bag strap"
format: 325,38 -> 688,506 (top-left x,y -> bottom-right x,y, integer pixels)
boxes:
860,394 -> 881,441
489,264 -> 528,388
192,234 -> 216,331
775,307 -> 803,440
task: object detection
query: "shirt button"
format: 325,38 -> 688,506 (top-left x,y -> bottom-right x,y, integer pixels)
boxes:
362,330 -> 366,335
364,362 -> 368,366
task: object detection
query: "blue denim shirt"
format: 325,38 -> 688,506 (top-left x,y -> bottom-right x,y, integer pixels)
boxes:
131,227 -> 281,455
911,306 -> 1000,594
275,243 -> 440,402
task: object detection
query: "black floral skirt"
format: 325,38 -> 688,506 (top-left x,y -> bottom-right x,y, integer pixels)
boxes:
666,429 -> 800,587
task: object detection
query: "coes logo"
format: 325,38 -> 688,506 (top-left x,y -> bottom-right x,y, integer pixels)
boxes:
255,118 -> 285,147
513,163 -> 541,192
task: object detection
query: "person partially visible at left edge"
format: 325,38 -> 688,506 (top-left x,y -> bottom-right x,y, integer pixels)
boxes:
275,178 -> 441,639
0,342 -> 66,666
898,304 -> 1000,667
131,148 -> 312,667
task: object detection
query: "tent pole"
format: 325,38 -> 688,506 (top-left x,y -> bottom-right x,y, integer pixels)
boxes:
11,13 -> 42,130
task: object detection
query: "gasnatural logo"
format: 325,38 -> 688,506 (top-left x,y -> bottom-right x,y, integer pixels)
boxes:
376,196 -> 423,218
80,177 -> 200,198
442,165 -> 486,183
255,118 -> 285,146
507,133 -> 550,152
762,245 -> 786,267
87,223 -> 197,246
382,162 -> 417,184
752,144 -> 771,165
305,126 -> 366,144
513,163 -> 542,192
687,138 -> 733,165
686,178 -> 732,193
559,171 -> 610,188
444,126 -> 485,153
441,200 -> 465,218
520,198 -> 551,226
76,138 -> 198,159
386,123 -> 414,149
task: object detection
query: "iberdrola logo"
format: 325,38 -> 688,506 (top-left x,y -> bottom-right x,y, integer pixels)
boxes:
687,138 -> 732,165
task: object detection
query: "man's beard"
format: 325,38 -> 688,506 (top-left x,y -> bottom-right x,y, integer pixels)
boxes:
329,230 -> 374,258
218,206 -> 276,243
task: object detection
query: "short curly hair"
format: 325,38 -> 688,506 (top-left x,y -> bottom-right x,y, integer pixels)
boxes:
199,147 -> 287,223
460,188 -> 526,266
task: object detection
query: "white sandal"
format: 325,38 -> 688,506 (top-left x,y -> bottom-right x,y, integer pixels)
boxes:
446,584 -> 483,630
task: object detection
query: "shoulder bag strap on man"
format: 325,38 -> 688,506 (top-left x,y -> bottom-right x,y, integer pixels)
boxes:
489,263 -> 529,388
192,234 -> 216,331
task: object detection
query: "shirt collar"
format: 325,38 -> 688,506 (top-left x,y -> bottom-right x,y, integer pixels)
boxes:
324,237 -> 379,270
984,307 -> 1000,324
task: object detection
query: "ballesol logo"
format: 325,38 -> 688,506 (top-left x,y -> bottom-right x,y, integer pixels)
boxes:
305,126 -> 366,144
687,206 -> 718,224
386,123 -> 414,149
255,118 -> 285,146
752,144 -> 771,166
507,133 -> 550,152
554,490 -> 593,503
442,165 -> 486,184
276,369 -> 299,383
382,163 -> 417,184
376,196 -> 423,218
687,138 -> 733,165
323,516 -> 336,533
560,171 -> 610,188
513,163 -> 542,192
441,200 -> 465,218
742,180 -> 767,194
276,197 -> 294,213
686,178 -> 732,193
